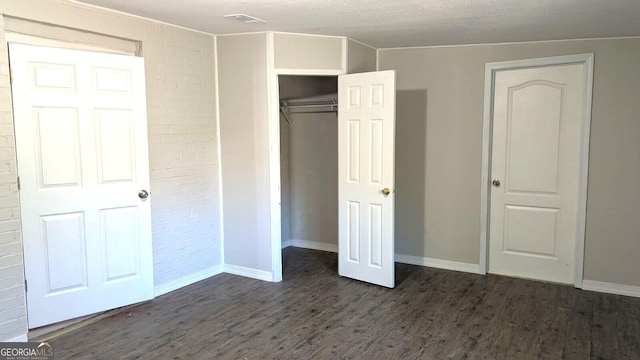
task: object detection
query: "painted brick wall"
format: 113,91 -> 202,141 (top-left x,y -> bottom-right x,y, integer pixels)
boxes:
0,1 -> 222,340
0,16 -> 27,341
143,24 -> 222,284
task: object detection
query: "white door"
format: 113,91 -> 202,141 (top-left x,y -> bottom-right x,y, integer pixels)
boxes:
10,43 -> 154,328
338,70 -> 396,288
489,63 -> 587,284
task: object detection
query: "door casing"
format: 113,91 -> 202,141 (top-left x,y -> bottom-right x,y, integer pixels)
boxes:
479,53 -> 594,287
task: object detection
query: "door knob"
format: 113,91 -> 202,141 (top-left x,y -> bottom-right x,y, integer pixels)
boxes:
492,179 -> 501,187
138,190 -> 149,199
381,187 -> 391,196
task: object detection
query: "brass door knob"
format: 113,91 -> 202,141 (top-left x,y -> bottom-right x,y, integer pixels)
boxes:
381,188 -> 391,196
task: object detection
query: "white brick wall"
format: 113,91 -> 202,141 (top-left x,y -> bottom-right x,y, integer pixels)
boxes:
143,24 -> 222,285
0,2 -> 222,340
0,16 -> 28,341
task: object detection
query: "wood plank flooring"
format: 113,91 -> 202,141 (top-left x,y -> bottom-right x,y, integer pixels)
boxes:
50,247 -> 640,359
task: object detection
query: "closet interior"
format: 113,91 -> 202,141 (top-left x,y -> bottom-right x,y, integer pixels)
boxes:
279,75 -> 339,271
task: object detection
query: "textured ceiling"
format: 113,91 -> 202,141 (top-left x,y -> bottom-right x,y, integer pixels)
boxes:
71,0 -> 640,48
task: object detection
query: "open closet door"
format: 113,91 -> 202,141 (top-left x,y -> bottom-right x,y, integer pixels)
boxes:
338,70 -> 396,288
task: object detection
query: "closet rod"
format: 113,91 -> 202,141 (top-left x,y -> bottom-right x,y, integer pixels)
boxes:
280,99 -> 338,127
282,103 -> 338,110
293,110 -> 337,114
282,97 -> 336,104
281,97 -> 337,106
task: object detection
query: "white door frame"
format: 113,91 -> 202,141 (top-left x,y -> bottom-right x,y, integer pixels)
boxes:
266,33 -> 347,282
479,53 -> 594,288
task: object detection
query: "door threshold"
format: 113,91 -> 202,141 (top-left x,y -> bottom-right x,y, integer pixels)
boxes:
28,301 -> 150,342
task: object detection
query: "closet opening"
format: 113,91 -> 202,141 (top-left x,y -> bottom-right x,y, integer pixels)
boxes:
279,75 -> 339,278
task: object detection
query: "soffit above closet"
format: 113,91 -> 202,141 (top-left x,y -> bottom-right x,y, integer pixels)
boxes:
71,0 -> 640,48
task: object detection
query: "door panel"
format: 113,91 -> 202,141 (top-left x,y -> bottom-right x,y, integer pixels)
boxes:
506,82 -> 563,194
33,63 -> 76,90
10,43 -> 153,328
347,201 -> 360,262
93,67 -> 131,93
347,120 -> 361,182
42,213 -> 87,292
503,205 -> 558,258
101,207 -> 139,282
369,119 -> 383,184
489,64 -> 585,284
36,108 -> 82,187
368,204 -> 383,268
95,110 -> 135,183
338,70 -> 395,288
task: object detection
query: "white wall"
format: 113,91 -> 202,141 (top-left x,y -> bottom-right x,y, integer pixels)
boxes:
0,0 -> 222,340
347,39 -> 377,73
274,33 -> 345,71
217,33 -> 273,274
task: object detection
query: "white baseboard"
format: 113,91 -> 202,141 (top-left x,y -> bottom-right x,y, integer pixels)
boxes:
289,239 -> 338,253
154,265 -> 224,297
395,253 -> 481,274
281,239 -> 292,249
224,264 -> 273,282
287,242 -> 480,275
582,280 -> 640,298
4,334 -> 28,342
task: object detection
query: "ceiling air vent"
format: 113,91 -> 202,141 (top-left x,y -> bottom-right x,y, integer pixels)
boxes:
223,14 -> 266,23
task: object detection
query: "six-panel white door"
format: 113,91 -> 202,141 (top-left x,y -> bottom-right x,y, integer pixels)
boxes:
489,64 -> 586,284
338,70 -> 396,288
10,43 -> 154,328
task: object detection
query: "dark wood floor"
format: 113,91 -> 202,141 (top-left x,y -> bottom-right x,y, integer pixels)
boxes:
51,247 -> 639,359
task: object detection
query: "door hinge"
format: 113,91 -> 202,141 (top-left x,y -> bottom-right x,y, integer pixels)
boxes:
17,176 -> 20,191
24,279 -> 27,292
